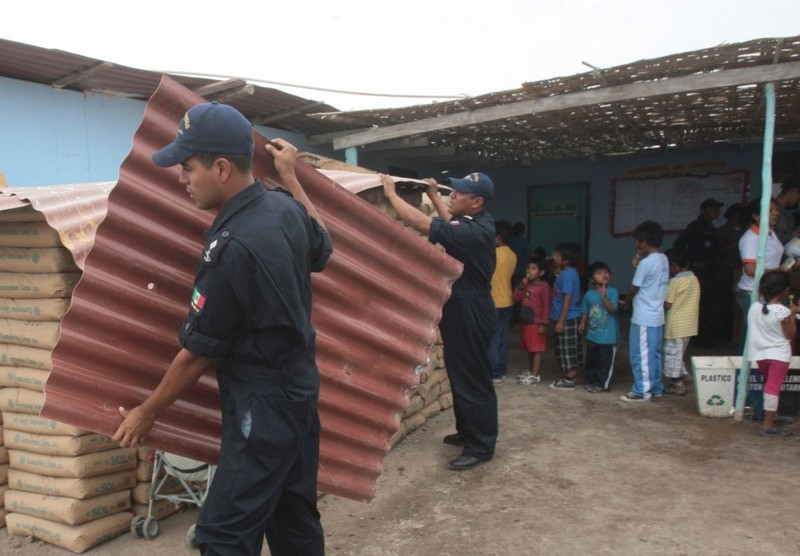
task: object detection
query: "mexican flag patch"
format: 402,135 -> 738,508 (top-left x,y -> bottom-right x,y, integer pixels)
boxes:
191,287 -> 206,314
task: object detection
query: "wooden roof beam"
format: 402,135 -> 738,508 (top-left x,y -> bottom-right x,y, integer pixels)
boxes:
358,137 -> 430,152
51,61 -> 114,88
333,61 -> 800,150
253,101 -> 326,126
193,78 -> 247,97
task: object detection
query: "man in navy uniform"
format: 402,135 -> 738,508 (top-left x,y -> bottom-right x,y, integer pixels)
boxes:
113,102 -> 332,555
380,172 -> 498,471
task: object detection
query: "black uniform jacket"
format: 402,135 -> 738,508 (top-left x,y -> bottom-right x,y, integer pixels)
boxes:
179,181 -> 332,399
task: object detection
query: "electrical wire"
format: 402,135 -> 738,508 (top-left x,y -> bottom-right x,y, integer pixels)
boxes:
163,70 -> 467,101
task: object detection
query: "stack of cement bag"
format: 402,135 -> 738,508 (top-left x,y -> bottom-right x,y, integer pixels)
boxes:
131,446 -> 185,521
0,207 -> 136,552
393,338 -> 452,447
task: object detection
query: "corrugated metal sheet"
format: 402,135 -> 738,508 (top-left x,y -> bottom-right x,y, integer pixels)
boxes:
0,37 -> 352,137
40,75 -> 462,502
0,184 -> 113,270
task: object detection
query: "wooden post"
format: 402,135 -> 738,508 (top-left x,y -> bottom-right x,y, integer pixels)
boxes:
345,147 -> 358,167
734,82 -> 776,422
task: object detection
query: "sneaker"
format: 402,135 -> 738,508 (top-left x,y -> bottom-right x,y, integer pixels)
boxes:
492,376 -> 505,384
775,415 -> 795,426
619,392 -> 650,403
759,427 -> 792,437
585,384 -> 603,393
517,370 -> 533,380
549,378 -> 577,390
651,391 -> 663,399
518,374 -> 541,385
665,383 -> 687,396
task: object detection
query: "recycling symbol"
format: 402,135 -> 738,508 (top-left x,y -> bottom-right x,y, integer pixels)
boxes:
706,395 -> 725,406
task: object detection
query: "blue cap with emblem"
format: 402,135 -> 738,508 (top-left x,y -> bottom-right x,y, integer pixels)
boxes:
444,172 -> 494,201
152,102 -> 254,167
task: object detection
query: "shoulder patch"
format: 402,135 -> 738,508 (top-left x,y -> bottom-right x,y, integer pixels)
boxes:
191,287 -> 206,314
202,230 -> 232,265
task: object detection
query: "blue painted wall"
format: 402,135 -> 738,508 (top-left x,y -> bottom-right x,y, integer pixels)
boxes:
482,143 -> 799,286
0,76 -> 146,186
0,76 -> 335,187
363,142 -> 799,286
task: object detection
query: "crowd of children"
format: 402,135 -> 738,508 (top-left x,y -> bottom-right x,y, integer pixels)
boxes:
502,218 -> 796,437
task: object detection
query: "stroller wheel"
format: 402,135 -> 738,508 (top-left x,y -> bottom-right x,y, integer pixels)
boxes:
131,515 -> 146,538
187,524 -> 197,548
143,516 -> 160,539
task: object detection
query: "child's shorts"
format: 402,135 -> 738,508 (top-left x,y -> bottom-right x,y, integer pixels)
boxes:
521,324 -> 547,353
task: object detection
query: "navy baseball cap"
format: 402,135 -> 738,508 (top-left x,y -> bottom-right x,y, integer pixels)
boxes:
152,102 -> 254,167
444,172 -> 494,200
700,197 -> 724,210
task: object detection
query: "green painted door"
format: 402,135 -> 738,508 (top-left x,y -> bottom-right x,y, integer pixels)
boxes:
527,182 -> 589,258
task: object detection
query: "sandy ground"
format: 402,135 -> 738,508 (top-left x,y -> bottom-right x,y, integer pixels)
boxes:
4,327 -> 800,555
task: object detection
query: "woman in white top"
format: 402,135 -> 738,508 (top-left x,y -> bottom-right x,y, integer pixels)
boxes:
736,199 -> 784,352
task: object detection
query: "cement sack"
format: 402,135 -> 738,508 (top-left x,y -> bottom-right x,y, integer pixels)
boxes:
6,511 -> 132,553
9,448 -> 137,478
131,475 -> 186,504
0,388 -> 44,414
7,469 -> 136,499
4,489 -> 131,525
136,445 -> 155,461
0,247 -> 79,273
0,297 -> 70,321
0,319 -> 60,350
0,463 -> 7,484
0,221 -> 62,248
0,345 -> 51,370
2,412 -> 87,436
0,508 -> 5,528
420,399 -> 442,420
0,483 -> 7,506
4,430 -> 118,456
136,459 -> 156,482
401,394 -> 424,419
0,206 -> 46,223
0,367 -> 50,391
0,272 -> 81,299
132,499 -> 179,521
0,446 -> 8,464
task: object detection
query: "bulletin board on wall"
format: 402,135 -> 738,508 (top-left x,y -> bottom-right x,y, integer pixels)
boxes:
610,170 -> 749,237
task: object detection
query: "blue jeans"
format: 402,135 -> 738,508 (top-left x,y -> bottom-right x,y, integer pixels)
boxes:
489,307 -> 513,378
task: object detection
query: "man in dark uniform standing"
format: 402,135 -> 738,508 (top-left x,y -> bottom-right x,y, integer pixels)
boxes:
674,197 -> 723,346
380,172 -> 498,471
113,103 -> 332,555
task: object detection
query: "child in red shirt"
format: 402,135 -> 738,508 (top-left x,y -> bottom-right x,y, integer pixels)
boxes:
515,257 -> 550,384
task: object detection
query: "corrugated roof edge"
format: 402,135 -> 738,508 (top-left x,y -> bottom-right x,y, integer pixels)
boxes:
42,75 -> 463,502
0,184 -> 113,270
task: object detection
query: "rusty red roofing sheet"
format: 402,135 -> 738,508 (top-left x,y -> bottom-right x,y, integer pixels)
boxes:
0,184 -> 113,270
41,75 -> 462,502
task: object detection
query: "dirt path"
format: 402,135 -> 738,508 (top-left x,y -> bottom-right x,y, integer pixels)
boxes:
4,336 -> 800,555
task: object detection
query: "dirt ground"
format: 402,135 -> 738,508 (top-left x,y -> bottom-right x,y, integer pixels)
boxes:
4,325 -> 800,555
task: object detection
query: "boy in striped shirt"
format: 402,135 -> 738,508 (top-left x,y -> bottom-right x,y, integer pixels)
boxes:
662,247 -> 700,395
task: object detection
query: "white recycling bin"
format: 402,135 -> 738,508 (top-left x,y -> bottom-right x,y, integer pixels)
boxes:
691,356 -> 739,418
691,356 -> 800,418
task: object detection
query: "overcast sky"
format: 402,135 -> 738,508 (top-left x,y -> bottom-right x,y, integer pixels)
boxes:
1,1 -> 797,111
